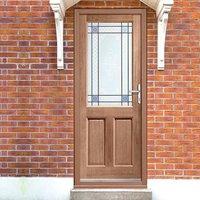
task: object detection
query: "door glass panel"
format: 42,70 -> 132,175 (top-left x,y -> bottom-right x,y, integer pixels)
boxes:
88,23 -> 132,106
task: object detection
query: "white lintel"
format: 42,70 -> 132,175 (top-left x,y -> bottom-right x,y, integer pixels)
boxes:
49,0 -> 173,70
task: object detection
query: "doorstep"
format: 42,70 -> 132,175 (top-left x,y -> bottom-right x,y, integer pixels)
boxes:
70,189 -> 152,200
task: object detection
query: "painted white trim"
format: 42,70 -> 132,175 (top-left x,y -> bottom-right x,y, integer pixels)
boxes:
50,0 -> 65,18
49,0 -> 173,70
140,0 -> 159,10
50,0 -> 65,69
156,0 -> 173,70
66,0 -> 81,9
0,178 -> 199,200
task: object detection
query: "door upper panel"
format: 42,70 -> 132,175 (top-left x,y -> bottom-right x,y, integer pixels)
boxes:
87,22 -> 133,107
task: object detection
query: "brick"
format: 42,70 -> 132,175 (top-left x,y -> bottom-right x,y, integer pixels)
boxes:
0,0 -> 199,179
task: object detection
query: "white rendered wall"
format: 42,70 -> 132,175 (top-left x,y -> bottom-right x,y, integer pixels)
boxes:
0,177 -> 73,200
148,179 -> 200,200
0,178 -> 199,200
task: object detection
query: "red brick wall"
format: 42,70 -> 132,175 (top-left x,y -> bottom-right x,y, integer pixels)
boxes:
0,0 -> 199,178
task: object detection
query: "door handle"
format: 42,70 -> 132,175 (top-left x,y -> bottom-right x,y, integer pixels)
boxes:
129,83 -> 141,104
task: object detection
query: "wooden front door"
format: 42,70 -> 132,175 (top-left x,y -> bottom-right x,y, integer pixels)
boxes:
75,9 -> 147,188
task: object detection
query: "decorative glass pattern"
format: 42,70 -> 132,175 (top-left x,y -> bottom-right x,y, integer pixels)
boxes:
88,23 -> 133,106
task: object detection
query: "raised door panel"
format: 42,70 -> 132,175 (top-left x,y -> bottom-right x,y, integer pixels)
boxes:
114,119 -> 134,166
88,119 -> 105,166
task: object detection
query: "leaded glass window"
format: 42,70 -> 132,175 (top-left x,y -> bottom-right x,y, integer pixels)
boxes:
88,23 -> 133,106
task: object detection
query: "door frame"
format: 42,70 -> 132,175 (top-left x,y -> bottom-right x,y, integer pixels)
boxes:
74,9 -> 147,188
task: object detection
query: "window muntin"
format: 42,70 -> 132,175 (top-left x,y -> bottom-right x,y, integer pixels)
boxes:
88,23 -> 133,106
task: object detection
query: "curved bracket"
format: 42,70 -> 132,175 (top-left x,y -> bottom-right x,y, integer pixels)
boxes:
50,0 -> 66,69
54,12 -> 64,69
49,0 -> 173,70
157,0 -> 173,70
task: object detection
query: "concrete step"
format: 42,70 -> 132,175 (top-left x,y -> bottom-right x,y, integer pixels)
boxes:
70,189 -> 152,200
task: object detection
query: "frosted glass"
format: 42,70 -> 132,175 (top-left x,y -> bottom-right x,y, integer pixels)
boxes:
88,23 -> 133,106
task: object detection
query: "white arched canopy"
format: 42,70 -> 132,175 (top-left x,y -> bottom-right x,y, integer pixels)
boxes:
50,0 -> 174,70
